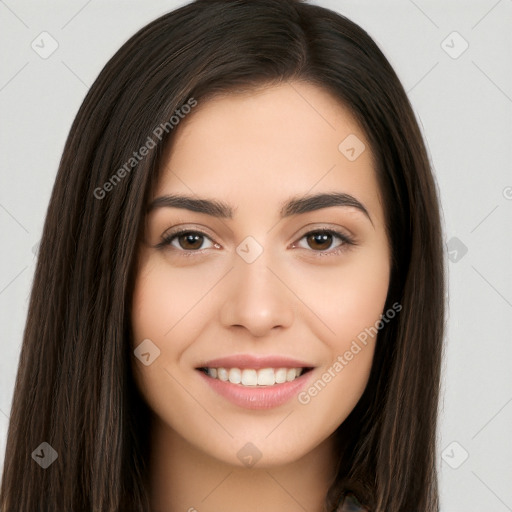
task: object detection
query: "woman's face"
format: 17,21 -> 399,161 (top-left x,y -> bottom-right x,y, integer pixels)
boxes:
131,81 -> 391,468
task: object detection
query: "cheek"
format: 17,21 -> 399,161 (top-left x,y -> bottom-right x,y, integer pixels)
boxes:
292,245 -> 390,349
130,255 -> 224,401
130,258 -> 209,423
297,348 -> 375,440
130,258 -> 189,390
131,256 -> 218,348
291,247 -> 389,425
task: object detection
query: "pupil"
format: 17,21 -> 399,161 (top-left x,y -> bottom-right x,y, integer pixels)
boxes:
177,232 -> 333,251
181,233 -> 202,250
308,233 -> 331,250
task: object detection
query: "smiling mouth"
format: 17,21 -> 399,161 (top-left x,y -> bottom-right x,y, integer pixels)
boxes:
198,366 -> 314,387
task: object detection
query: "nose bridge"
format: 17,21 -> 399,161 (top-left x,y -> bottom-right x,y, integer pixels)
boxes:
219,239 -> 295,336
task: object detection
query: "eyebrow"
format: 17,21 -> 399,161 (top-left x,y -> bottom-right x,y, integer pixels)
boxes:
147,192 -> 372,224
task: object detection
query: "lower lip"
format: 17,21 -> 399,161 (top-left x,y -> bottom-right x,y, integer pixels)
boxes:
197,369 -> 313,410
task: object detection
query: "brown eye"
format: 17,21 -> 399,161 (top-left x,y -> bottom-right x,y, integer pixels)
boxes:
157,229 -> 216,252
176,232 -> 205,250
294,229 -> 355,256
306,232 -> 334,251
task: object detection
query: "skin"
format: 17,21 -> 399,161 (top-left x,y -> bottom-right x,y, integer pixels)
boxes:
131,81 -> 391,512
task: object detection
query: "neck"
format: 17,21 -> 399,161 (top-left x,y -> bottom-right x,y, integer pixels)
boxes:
148,415 -> 338,512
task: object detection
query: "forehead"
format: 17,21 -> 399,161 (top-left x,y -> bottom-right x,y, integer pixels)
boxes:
154,81 -> 383,222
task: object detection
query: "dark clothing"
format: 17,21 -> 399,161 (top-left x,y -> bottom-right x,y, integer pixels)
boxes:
338,493 -> 369,511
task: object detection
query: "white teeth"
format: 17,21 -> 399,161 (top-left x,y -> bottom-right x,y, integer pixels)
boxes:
257,368 -> 275,386
217,368 -> 228,381
286,368 -> 297,382
241,369 -> 257,386
228,368 -> 242,384
204,367 -> 305,386
275,368 -> 287,384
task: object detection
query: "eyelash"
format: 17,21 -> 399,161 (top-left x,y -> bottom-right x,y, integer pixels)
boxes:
155,227 -> 356,258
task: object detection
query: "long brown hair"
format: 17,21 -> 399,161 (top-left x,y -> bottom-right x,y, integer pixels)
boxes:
0,1 -> 445,510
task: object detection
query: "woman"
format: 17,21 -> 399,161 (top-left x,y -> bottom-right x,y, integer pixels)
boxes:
0,0 -> 445,511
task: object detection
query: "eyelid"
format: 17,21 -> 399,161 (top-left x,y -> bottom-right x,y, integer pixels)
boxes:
155,223 -> 356,255
292,222 -> 356,242
155,225 -> 218,252
289,228 -> 356,258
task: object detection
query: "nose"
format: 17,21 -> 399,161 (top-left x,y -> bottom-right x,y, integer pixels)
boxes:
219,252 -> 295,337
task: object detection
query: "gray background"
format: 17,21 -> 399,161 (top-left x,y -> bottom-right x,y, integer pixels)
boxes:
1,0 -> 511,510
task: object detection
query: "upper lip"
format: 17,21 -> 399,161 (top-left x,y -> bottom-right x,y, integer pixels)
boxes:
196,354 -> 314,370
